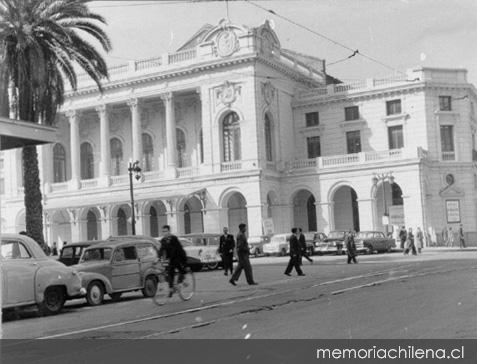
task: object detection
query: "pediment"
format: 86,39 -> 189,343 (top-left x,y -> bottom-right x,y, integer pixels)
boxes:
439,184 -> 464,197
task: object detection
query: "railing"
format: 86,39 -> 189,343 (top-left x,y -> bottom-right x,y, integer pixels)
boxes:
176,166 -> 198,178
285,159 -> 317,170
142,170 -> 165,181
334,80 -> 367,93
109,64 -> 129,76
364,149 -> 403,162
135,57 -> 162,71
442,151 -> 455,161
110,175 -> 129,185
221,161 -> 242,172
321,153 -> 360,167
50,182 -> 69,193
80,179 -> 98,189
168,49 -> 197,64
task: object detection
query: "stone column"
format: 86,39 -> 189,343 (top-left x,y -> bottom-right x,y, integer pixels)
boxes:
246,204 -> 264,237
316,202 -> 333,234
198,87 -> 214,174
67,208 -> 81,242
99,206 -> 111,239
96,105 -> 111,185
160,92 -> 177,177
66,110 -> 80,190
127,99 -> 142,165
357,199 -> 375,231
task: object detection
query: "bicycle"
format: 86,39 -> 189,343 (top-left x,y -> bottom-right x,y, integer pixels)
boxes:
152,260 -> 196,306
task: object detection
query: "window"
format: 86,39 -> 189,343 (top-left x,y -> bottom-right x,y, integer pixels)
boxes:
386,99 -> 402,115
265,114 -> 273,161
345,106 -> 359,121
176,128 -> 187,168
222,112 -> 241,162
305,112 -> 319,127
307,136 -> 321,158
110,138 -> 123,176
439,96 -> 452,111
142,133 -> 154,172
53,143 -> 67,183
0,178 -> 4,195
113,246 -> 137,261
1,240 -> 31,260
199,129 -> 204,164
388,125 -> 404,149
346,131 -> 361,154
80,142 -> 94,180
440,125 -> 455,160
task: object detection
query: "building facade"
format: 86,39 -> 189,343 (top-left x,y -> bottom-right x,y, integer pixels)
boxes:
2,20 -> 477,247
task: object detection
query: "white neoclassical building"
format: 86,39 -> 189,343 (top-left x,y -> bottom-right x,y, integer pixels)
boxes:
2,19 -> 477,246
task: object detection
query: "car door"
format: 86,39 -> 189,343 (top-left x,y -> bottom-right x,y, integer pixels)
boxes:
111,246 -> 141,291
1,239 -> 38,306
137,243 -> 157,273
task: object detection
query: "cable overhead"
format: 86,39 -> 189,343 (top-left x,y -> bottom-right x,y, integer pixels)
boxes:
244,0 -> 406,75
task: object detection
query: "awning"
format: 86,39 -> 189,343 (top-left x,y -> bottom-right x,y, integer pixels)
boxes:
0,116 -> 58,150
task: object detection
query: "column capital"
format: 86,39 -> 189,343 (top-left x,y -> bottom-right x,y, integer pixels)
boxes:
95,104 -> 109,115
159,92 -> 173,103
127,98 -> 140,109
65,109 -> 80,120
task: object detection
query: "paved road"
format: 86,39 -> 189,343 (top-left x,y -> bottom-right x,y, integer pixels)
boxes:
3,248 -> 477,339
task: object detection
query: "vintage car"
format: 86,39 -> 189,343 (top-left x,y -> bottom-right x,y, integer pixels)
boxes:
302,232 -> 317,256
355,231 -> 396,254
263,234 -> 291,256
59,241 -> 100,266
1,234 -> 85,315
315,231 -> 347,255
247,235 -> 270,256
177,233 -> 222,270
76,239 -> 161,305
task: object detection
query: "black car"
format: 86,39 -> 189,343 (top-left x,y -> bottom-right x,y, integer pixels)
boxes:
59,241 -> 100,266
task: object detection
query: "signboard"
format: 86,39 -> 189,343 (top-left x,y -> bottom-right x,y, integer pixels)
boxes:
381,215 -> 389,226
389,206 -> 405,226
446,200 -> 461,223
262,218 -> 275,236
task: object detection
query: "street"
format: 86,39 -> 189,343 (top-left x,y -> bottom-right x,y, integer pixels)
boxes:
3,248 -> 477,339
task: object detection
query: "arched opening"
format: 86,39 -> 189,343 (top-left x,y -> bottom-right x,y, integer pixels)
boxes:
176,128 -> 187,168
332,185 -> 360,232
375,181 -> 404,234
227,192 -> 248,236
199,129 -> 204,164
117,208 -> 128,236
53,143 -> 67,183
110,138 -> 123,176
80,142 -> 94,180
182,196 -> 203,234
222,112 -> 241,162
150,206 -> 158,237
86,210 -> 100,241
293,190 -> 317,232
50,210 -> 72,250
264,113 -> 274,162
142,133 -> 154,172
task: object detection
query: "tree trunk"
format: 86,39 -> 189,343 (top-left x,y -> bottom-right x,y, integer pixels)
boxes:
0,46 -> 9,118
22,145 -> 45,246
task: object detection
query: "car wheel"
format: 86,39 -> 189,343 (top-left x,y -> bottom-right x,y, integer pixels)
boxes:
41,286 -> 66,315
110,293 -> 122,302
86,281 -> 104,306
142,275 -> 158,298
206,262 -> 219,270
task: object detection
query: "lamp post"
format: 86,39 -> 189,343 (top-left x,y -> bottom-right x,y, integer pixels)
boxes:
128,160 -> 142,235
372,172 -> 395,236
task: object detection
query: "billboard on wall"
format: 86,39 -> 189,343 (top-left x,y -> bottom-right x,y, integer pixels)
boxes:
389,205 -> 405,226
446,200 -> 461,223
262,218 -> 274,235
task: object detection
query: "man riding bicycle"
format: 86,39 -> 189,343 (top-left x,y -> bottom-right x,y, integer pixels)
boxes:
158,225 -> 188,297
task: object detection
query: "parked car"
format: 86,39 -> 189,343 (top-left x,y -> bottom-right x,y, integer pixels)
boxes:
248,235 -> 270,256
76,239 -> 161,305
302,232 -> 316,256
1,234 -> 85,315
263,234 -> 291,256
59,241 -> 100,266
315,231 -> 347,255
177,233 -> 222,270
355,231 -> 396,254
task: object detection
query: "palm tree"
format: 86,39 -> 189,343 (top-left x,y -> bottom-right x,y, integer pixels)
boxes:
0,0 -> 111,247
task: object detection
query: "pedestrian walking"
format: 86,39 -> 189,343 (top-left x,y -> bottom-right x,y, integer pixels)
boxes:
404,227 -> 417,255
345,231 -> 358,264
219,227 -> 235,276
442,226 -> 449,247
458,224 -> 466,249
52,242 -> 58,256
416,227 -> 424,254
399,226 -> 407,250
284,228 -> 305,276
448,227 -> 455,247
230,223 -> 257,286
298,228 -> 313,264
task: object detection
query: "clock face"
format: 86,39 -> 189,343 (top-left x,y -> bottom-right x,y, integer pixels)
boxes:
216,30 -> 238,57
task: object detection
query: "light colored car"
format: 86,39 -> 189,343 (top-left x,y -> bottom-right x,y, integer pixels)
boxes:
1,234 -> 85,315
315,231 -> 347,255
248,235 -> 270,256
263,234 -> 292,256
178,233 -> 222,270
76,239 -> 160,305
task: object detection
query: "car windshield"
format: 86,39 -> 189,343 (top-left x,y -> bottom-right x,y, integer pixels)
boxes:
328,232 -> 345,239
81,248 -> 112,262
61,247 -> 75,259
188,236 -> 220,246
357,232 -> 374,239
179,239 -> 193,247
271,235 -> 286,243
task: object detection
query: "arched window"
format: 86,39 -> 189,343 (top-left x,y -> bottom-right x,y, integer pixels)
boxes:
110,138 -> 123,176
184,204 -> 191,234
149,206 -> 158,237
117,208 -> 127,236
176,128 -> 186,168
142,133 -> 154,172
86,210 -> 98,240
267,194 -> 272,218
265,114 -> 273,162
222,112 -> 241,162
53,143 -> 67,183
80,142 -> 94,180
199,129 -> 204,164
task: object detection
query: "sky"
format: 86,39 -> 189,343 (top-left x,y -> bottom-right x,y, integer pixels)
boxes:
88,0 -> 477,85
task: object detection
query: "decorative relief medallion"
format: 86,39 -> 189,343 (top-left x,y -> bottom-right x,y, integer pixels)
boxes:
215,29 -> 239,57
262,81 -> 275,105
216,81 -> 241,107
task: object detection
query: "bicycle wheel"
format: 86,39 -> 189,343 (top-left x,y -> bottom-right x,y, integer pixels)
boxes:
178,270 -> 195,301
152,273 -> 170,306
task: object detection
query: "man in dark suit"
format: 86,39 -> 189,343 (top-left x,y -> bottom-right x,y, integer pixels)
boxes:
298,228 -> 313,264
230,223 -> 258,286
219,227 -> 235,276
284,228 -> 305,276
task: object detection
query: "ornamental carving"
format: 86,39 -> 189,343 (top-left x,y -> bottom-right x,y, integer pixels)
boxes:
262,81 -> 275,105
216,81 -> 241,107
214,28 -> 240,58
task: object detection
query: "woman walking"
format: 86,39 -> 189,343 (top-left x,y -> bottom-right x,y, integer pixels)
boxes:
416,227 -> 424,254
404,227 -> 417,255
